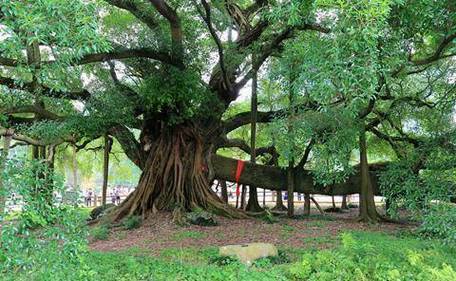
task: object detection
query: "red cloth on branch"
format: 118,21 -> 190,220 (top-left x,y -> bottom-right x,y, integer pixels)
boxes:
235,160 -> 245,197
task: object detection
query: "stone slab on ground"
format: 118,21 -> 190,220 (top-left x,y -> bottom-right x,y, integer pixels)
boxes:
219,243 -> 278,265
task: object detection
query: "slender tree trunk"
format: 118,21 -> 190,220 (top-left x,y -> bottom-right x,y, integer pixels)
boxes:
332,195 -> 336,209
341,195 -> 348,209
286,68 -> 296,218
246,57 -> 262,212
240,184 -> 247,210
271,151 -> 286,211
102,135 -> 113,206
358,126 -> 381,222
273,190 -> 287,211
303,193 -> 311,215
263,189 -> 266,207
287,166 -> 294,217
72,145 -> 78,190
311,197 -> 324,214
220,180 -> 228,203
0,132 -> 12,217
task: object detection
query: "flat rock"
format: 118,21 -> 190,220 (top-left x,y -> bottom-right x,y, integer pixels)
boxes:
219,243 -> 278,265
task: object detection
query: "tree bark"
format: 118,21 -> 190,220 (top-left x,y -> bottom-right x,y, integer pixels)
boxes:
358,126 -> 381,222
240,184 -> 247,210
220,180 -> 228,203
108,124 -> 245,223
0,132 -> 12,217
102,135 -> 113,206
341,195 -> 348,209
303,193 -> 311,215
273,190 -> 287,211
287,166 -> 294,217
246,60 -> 262,212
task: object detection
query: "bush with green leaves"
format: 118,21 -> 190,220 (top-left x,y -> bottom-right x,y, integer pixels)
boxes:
419,203 -> 456,246
0,158 -> 88,273
90,225 -> 110,241
122,215 -> 142,230
379,155 -> 456,244
288,232 -> 456,281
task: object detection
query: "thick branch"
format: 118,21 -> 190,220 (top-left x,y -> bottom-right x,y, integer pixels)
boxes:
218,137 -> 275,156
109,125 -> 144,169
47,47 -> 183,69
212,155 -> 383,195
148,0 -> 183,60
106,0 -> 159,30
412,33 -> 456,66
0,75 -> 90,100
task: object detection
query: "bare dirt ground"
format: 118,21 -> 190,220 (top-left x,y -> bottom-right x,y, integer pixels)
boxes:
90,207 -> 413,255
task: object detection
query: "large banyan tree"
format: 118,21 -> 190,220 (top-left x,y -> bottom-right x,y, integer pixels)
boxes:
1,0 -> 455,222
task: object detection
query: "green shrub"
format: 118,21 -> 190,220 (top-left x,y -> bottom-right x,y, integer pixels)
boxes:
209,255 -> 241,266
419,203 -> 456,246
91,226 -> 110,241
288,232 -> 456,281
122,215 -> 142,230
261,208 -> 278,224
254,251 -> 290,268
0,158 -> 88,274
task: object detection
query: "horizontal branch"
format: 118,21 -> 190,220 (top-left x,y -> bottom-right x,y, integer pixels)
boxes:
46,47 -> 184,69
212,155 -> 383,195
223,110 -> 280,132
0,75 -> 91,100
218,137 -> 276,156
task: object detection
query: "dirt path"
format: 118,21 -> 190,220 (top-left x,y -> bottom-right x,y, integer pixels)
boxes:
90,208 -> 412,255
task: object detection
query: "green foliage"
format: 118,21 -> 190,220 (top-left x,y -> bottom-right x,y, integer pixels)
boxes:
254,250 -> 291,267
288,231 -> 456,281
209,255 -> 241,266
0,158 -> 88,273
139,67 -> 220,124
122,215 -> 142,230
261,208 -> 279,224
419,204 -> 456,246
3,230 -> 455,280
90,226 -> 110,241
379,148 -> 456,244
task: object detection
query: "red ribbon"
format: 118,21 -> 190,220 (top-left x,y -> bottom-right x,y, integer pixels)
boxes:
235,160 -> 245,197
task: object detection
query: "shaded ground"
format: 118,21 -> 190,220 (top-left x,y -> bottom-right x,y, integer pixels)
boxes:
90,207 -> 412,256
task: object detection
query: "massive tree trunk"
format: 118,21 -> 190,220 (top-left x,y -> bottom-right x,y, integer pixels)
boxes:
358,127 -> 382,222
109,124 -> 245,222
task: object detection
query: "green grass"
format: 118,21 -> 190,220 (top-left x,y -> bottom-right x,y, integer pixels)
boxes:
3,230 -> 456,281
302,235 -> 336,249
171,230 -> 207,241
